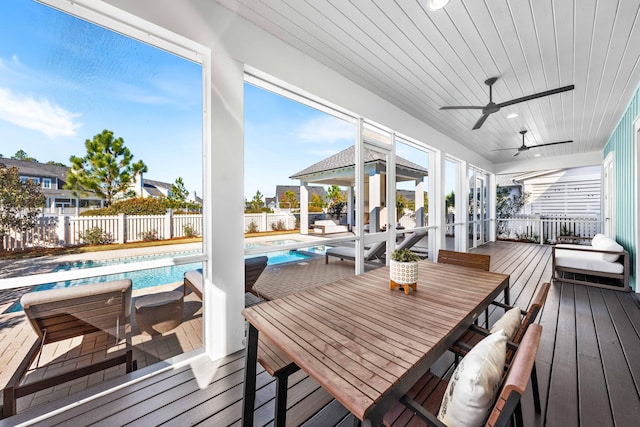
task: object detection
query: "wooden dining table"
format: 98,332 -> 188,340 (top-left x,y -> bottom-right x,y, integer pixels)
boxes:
241,259 -> 510,426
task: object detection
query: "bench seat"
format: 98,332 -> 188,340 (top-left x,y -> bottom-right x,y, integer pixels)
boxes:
552,234 -> 629,291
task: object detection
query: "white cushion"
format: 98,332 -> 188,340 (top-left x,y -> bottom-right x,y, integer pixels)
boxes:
490,307 -> 522,339
591,233 -> 606,247
554,249 -> 624,274
594,236 -> 623,262
437,331 -> 508,427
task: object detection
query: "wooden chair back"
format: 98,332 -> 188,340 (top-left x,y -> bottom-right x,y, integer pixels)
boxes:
486,324 -> 543,427
438,249 -> 491,271
245,256 -> 268,294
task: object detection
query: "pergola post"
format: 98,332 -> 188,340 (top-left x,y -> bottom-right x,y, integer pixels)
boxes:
347,185 -> 354,231
299,181 -> 309,234
369,172 -> 381,232
414,179 -> 425,227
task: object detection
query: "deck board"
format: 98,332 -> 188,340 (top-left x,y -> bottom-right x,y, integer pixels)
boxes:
2,242 -> 639,427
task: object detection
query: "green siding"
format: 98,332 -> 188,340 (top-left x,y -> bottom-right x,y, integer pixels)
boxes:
603,84 -> 639,291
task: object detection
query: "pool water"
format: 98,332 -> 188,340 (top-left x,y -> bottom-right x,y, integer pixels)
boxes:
5,244 -> 331,313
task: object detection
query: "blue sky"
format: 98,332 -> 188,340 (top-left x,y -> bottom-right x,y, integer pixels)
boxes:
244,83 -> 356,200
1,0 -> 449,204
0,0 -> 203,196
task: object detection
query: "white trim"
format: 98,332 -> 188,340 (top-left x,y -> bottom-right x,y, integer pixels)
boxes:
38,0 -> 204,63
603,151 -> 615,238
633,115 -> 640,293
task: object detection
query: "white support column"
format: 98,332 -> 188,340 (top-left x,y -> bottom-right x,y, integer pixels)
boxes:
355,118 -> 365,275
300,182 -> 309,235
457,160 -> 468,252
489,173 -> 497,242
431,150 -> 445,260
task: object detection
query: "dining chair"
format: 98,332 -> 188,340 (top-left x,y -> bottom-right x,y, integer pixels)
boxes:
384,324 -> 543,427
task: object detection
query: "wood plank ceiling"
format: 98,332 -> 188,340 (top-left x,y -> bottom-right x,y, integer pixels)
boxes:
215,0 -> 640,164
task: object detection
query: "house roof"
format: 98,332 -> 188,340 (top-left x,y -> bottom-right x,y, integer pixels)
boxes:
290,146 -> 428,181
0,158 -> 68,181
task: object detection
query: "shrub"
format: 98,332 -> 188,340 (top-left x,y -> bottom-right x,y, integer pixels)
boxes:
247,220 -> 259,233
308,205 -> 323,212
80,197 -> 167,216
183,223 -> 199,238
139,229 -> 159,241
79,227 -> 113,245
271,219 -> 287,231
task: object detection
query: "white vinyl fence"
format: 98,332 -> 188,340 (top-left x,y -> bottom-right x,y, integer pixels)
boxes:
244,212 -> 297,233
2,212 -> 203,250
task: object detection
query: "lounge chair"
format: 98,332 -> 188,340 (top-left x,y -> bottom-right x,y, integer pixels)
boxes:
395,229 -> 427,252
183,256 -> 268,306
2,280 -> 134,418
325,240 -> 386,264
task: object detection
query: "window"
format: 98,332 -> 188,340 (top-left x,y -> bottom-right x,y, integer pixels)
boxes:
42,178 -> 51,189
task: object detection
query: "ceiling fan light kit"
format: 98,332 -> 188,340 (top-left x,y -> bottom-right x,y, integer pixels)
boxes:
427,0 -> 450,11
440,77 -> 575,130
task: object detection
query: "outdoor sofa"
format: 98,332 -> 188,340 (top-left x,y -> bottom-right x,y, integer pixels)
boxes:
312,219 -> 349,235
552,233 -> 629,291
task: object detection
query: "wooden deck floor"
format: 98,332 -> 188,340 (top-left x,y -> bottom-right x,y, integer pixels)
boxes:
2,241 -> 639,426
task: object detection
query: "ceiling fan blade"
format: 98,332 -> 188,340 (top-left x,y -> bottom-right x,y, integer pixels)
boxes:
513,151 -> 521,157
472,113 -> 490,130
529,140 -> 573,149
440,106 -> 485,110
491,147 -> 518,151
497,84 -> 575,109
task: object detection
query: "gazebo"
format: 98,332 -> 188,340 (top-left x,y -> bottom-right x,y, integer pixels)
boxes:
290,146 -> 429,234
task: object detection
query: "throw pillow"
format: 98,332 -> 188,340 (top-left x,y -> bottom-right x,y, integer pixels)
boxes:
595,237 -> 623,262
437,331 -> 508,427
591,233 -> 606,247
490,307 -> 522,339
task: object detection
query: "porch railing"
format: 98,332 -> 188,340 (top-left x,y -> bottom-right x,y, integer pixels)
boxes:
496,213 -> 601,244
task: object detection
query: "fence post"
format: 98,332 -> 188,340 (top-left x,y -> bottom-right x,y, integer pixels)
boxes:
118,213 -> 126,244
166,210 -> 173,239
262,212 -> 268,232
535,213 -> 543,245
56,214 -> 69,246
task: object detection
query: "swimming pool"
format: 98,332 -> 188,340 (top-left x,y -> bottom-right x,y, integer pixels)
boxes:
4,244 -> 331,313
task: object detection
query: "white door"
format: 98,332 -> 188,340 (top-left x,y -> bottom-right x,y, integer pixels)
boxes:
603,152 -> 615,237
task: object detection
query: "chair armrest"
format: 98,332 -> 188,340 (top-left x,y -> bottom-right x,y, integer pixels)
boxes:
400,395 -> 446,427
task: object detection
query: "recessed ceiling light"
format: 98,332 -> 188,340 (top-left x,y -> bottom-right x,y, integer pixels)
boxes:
427,0 -> 451,11
507,113 -> 519,119
534,153 -> 541,157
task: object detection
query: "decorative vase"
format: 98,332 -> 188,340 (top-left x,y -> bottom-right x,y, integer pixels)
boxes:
389,259 -> 418,294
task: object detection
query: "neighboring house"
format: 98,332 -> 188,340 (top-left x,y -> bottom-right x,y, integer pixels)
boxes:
511,166 -> 601,216
0,158 -> 103,214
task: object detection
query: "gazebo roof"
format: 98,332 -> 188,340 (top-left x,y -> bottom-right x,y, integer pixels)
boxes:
290,146 -> 428,183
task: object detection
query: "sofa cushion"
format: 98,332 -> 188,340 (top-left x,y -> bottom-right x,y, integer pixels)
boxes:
554,249 -> 624,274
437,330 -> 508,426
594,236 -> 623,262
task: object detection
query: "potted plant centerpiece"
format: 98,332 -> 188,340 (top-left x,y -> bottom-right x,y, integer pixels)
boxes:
389,248 -> 420,294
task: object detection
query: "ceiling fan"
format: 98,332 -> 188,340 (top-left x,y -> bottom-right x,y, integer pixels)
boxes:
493,130 -> 573,157
440,77 -> 575,130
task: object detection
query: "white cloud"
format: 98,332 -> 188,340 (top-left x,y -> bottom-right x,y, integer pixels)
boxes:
295,115 -> 355,143
0,87 -> 81,138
